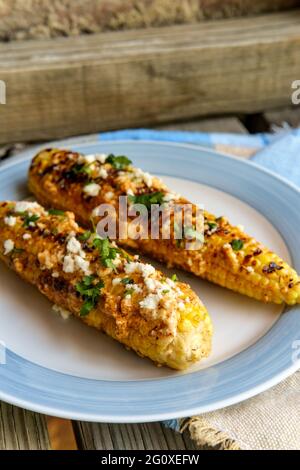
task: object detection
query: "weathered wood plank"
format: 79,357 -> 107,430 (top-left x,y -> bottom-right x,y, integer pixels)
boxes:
264,106 -> 300,129
157,116 -> 248,133
0,402 -> 50,450
74,422 -> 190,450
1,0 -> 298,42
0,11 -> 300,145
46,416 -> 78,450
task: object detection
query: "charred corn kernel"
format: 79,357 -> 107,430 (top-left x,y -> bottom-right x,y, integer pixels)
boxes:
0,200 -> 212,370
29,149 -> 300,305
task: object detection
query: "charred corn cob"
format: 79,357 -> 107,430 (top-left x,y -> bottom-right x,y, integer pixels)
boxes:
29,148 -> 300,305
0,200 -> 212,370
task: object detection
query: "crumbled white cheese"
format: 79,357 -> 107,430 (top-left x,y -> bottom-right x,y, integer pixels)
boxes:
63,255 -> 75,273
178,301 -> 185,310
98,167 -> 108,179
4,216 -> 17,226
66,236 -> 82,254
140,293 -> 161,310
223,243 -> 232,249
134,168 -> 153,187
246,266 -> 254,273
112,278 -> 122,286
74,255 -> 91,275
3,239 -> 14,254
126,188 -> 134,196
144,277 -> 156,292
112,257 -> 122,268
143,173 -> 152,187
95,154 -> 107,164
237,224 -> 245,232
133,255 -> 139,261
130,284 -> 143,294
83,183 -> 101,197
163,192 -> 180,203
165,278 -> 176,288
92,205 -> 101,217
125,262 -> 155,277
78,154 -> 96,164
52,304 -> 71,320
14,201 -> 43,214
52,271 -> 59,278
22,233 -> 31,240
105,191 -> 114,200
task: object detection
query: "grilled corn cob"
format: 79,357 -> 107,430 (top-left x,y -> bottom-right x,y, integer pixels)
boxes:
29,148 -> 300,305
0,200 -> 212,370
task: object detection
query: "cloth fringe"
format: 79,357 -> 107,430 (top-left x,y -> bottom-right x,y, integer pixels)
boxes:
180,417 -> 241,451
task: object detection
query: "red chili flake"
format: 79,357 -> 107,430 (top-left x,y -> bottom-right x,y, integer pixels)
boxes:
243,254 -> 252,263
253,248 -> 262,256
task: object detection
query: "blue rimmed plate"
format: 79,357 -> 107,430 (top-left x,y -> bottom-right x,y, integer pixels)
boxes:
0,140 -> 299,422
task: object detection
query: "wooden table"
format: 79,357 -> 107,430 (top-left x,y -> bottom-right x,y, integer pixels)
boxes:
0,109 -> 298,450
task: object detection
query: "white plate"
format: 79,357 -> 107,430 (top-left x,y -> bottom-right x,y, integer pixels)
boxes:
0,140 -> 299,422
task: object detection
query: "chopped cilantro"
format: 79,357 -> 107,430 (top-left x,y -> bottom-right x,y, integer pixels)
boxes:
121,277 -> 133,285
230,239 -> 244,251
78,231 -> 92,242
15,211 -> 40,228
124,288 -> 135,296
76,275 -> 104,316
162,289 -> 170,294
106,154 -> 132,170
207,222 -> 217,230
11,247 -> 24,256
48,209 -> 65,216
93,237 -> 120,271
128,192 -> 165,210
171,274 -> 178,282
66,162 -> 93,180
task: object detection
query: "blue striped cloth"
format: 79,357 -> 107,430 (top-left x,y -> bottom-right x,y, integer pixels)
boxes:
101,128 -> 300,187
101,127 -> 300,431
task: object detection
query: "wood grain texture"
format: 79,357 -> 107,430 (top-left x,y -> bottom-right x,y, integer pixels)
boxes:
0,0 -> 298,42
46,416 -> 78,450
74,422 -> 196,450
0,402 -> 50,450
264,106 -> 300,129
157,116 -> 248,133
0,11 -> 300,144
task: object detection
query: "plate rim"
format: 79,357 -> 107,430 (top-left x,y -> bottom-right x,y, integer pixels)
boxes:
0,139 -> 299,422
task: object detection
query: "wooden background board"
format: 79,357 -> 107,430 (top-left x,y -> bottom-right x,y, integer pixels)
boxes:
0,10 -> 300,145
1,0 -> 298,42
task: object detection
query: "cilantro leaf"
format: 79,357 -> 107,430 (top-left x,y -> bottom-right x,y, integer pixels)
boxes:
171,274 -> 178,282
15,211 -> 40,228
93,237 -> 121,271
230,239 -> 244,251
106,154 -> 132,170
78,231 -> 92,242
124,288 -> 135,296
128,192 -> 165,210
76,275 -> 104,316
121,277 -> 133,285
48,209 -> 65,216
